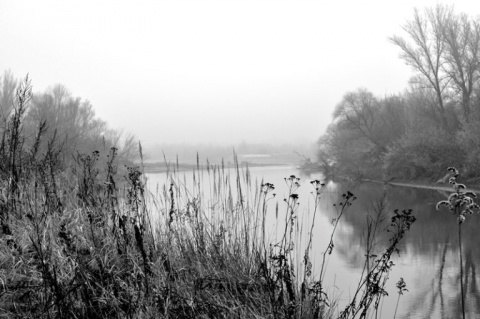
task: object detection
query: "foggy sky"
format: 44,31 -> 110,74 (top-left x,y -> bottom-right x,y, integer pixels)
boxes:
1,0 -> 480,147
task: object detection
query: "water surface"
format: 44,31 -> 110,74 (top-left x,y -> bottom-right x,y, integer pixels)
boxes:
147,165 -> 480,318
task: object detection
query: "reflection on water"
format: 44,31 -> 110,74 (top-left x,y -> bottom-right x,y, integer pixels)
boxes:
323,182 -> 480,318
147,166 -> 480,318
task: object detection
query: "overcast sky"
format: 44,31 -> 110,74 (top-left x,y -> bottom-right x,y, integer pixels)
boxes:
1,0 -> 480,147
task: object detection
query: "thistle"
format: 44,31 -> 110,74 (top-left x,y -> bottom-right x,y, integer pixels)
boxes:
436,167 -> 479,319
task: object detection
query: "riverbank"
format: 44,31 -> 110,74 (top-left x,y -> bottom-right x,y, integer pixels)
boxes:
362,178 -> 480,193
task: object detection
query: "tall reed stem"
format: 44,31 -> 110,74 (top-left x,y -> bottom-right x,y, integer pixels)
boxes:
393,293 -> 400,319
459,221 -> 465,319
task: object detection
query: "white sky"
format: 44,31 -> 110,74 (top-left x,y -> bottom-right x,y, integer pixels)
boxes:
1,0 -> 480,146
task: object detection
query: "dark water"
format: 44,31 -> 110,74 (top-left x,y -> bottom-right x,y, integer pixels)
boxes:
329,182 -> 480,319
147,166 -> 480,318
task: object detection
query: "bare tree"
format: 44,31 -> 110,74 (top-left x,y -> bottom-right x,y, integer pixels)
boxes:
103,128 -> 138,162
442,10 -> 480,121
333,88 -> 387,153
392,5 -> 480,124
390,6 -> 450,128
25,84 -> 107,156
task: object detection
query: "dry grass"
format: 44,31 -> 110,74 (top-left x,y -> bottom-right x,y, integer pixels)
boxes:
0,77 -> 415,319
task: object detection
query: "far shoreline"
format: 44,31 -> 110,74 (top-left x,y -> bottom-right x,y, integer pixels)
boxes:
143,161 -> 293,174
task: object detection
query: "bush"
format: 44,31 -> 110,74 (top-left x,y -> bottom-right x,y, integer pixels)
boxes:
384,123 -> 464,179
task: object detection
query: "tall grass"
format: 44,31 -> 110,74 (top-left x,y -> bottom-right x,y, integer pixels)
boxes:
0,77 -> 416,318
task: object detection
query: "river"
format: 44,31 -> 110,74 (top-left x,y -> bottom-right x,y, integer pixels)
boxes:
146,164 -> 480,318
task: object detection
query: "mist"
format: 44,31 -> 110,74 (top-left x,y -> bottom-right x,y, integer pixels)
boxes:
2,0 -> 480,161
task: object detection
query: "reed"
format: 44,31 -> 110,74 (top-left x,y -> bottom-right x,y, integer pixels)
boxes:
0,77 -> 416,318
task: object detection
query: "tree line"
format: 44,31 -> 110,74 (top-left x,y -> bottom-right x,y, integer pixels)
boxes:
317,5 -> 480,181
0,71 -> 137,166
